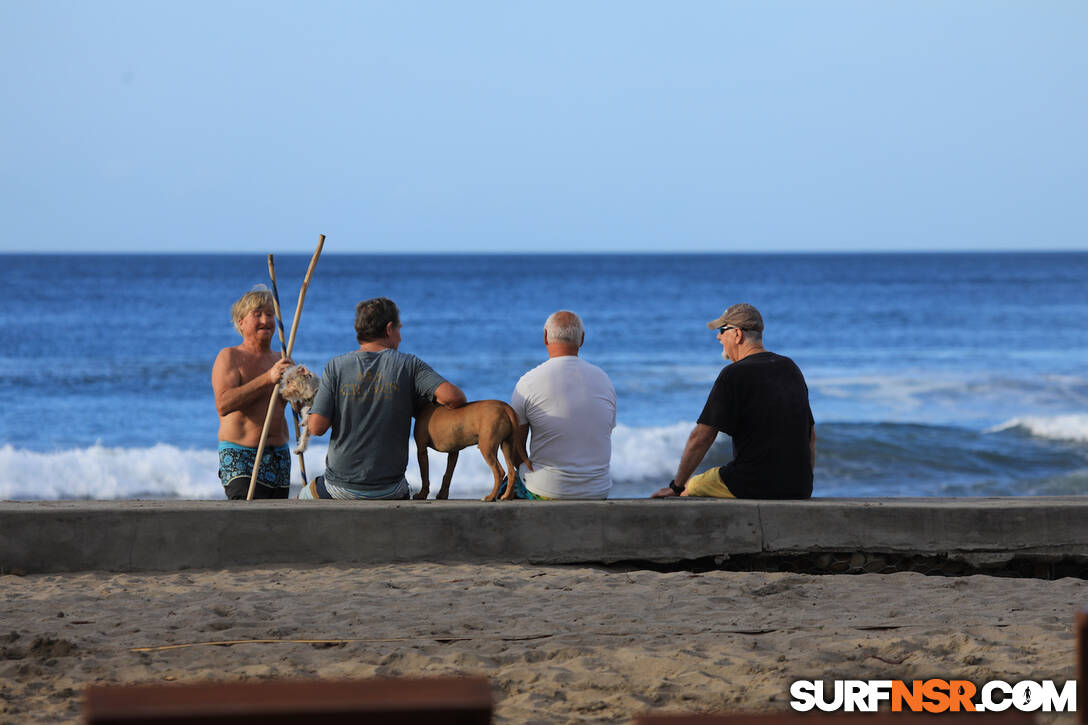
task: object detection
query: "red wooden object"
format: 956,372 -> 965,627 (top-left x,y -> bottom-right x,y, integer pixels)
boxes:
82,676 -> 491,724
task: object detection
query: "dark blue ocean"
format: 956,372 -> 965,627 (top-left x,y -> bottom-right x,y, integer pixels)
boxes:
2,252 -> 1087,500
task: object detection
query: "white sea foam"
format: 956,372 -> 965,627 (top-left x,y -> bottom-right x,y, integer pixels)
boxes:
0,443 -> 236,500
807,371 -> 1088,428
810,373 -> 999,409
985,414 -> 1088,443
0,424 -> 696,501
609,422 -> 694,482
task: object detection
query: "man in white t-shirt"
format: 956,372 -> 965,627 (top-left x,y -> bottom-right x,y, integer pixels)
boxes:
508,310 -> 617,499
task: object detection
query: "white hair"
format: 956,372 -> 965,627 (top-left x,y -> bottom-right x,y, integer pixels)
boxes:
741,328 -> 763,344
544,310 -> 584,346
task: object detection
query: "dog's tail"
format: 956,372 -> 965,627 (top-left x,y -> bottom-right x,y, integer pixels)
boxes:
505,404 -> 533,472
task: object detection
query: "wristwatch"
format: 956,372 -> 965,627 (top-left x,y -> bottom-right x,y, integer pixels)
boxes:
668,479 -> 684,495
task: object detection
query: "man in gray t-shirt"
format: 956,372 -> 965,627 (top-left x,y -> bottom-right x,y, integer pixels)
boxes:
303,297 -> 466,499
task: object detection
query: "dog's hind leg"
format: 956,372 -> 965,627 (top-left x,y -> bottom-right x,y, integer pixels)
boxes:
436,450 -> 458,500
504,405 -> 532,472
293,406 -> 313,454
499,439 -> 519,501
480,442 -> 506,502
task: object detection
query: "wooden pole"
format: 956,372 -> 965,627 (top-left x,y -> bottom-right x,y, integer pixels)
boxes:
247,235 -> 325,501
1077,607 -> 1086,725
267,253 -> 308,487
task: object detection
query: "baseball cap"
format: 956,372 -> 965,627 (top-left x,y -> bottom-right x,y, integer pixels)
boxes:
707,303 -> 764,332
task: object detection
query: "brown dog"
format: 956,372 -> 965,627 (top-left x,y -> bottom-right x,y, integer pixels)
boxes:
413,400 -> 532,501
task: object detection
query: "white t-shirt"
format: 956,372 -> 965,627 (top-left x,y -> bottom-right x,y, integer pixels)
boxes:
510,355 -> 617,499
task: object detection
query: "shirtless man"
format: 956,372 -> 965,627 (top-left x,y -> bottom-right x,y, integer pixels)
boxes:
212,286 -> 294,499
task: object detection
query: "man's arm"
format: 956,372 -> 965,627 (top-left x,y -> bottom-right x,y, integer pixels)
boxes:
434,382 -> 466,409
307,411 -> 331,437
810,425 -> 816,470
211,349 -> 292,416
650,423 -> 718,498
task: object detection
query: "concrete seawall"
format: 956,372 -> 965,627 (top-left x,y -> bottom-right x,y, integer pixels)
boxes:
1,497 -> 1086,575
2,494 -> 1088,574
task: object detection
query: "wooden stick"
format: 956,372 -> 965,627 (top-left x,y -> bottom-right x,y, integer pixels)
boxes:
267,254 -> 308,487
284,235 -> 325,357
1077,607 -> 1086,725
247,235 -> 325,501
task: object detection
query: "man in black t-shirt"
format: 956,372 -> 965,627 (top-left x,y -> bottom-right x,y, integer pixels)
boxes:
651,303 -> 815,499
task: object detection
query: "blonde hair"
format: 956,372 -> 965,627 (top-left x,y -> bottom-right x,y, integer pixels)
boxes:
231,285 -> 275,335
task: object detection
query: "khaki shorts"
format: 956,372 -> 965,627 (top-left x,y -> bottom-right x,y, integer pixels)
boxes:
683,467 -> 735,498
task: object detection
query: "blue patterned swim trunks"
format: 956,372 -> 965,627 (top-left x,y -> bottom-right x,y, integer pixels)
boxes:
496,472 -> 551,500
218,442 -> 291,491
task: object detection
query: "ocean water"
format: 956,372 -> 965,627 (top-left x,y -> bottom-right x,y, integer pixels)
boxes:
2,252 -> 1087,500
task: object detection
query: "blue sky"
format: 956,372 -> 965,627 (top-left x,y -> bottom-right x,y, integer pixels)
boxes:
1,1 -> 1086,253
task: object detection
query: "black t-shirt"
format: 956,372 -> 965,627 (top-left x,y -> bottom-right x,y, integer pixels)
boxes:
697,351 -> 814,499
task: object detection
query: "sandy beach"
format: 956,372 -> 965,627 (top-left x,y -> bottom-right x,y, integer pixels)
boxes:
1,562 -> 1084,723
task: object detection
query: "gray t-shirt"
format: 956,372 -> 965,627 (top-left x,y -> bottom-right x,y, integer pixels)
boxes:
311,348 -> 446,490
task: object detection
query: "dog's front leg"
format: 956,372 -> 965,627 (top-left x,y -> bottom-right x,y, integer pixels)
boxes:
436,450 -> 458,500
413,442 -> 431,500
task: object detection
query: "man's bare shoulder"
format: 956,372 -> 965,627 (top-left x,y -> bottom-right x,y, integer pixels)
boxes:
215,344 -> 277,363
213,344 -> 244,371
212,345 -> 276,385
218,342 -> 257,356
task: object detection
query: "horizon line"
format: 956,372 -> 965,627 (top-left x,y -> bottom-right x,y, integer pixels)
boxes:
3,248 -> 1088,256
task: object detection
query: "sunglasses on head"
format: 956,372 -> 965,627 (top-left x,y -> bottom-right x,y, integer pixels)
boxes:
717,325 -> 739,334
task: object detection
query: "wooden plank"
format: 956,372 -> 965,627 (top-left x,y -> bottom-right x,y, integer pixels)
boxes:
634,712 -> 1034,725
1077,607 -> 1087,725
82,676 -> 491,724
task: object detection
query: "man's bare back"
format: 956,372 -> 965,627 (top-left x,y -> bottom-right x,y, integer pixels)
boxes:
212,305 -> 292,448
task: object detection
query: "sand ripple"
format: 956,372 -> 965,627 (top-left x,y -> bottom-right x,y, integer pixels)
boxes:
1,564 -> 1083,723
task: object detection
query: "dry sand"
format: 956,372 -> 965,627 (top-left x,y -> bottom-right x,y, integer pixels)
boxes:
1,563 -> 1084,723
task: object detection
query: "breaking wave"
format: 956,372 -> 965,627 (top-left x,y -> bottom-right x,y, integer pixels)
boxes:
3,416 -> 1086,501
0,424 -> 697,501
985,415 -> 1088,443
